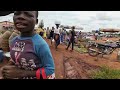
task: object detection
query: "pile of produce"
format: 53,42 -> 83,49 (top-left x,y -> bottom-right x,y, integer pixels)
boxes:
0,30 -> 12,52
0,30 -> 20,52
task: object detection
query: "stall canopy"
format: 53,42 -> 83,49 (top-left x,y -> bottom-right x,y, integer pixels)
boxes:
0,11 -> 14,16
100,28 -> 120,32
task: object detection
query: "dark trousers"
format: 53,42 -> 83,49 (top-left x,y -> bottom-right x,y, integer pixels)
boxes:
67,39 -> 74,50
54,34 -> 60,49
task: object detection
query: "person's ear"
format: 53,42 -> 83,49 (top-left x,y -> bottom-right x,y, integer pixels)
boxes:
36,19 -> 38,24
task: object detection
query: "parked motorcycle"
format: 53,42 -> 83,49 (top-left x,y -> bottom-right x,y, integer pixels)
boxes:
87,41 -> 120,57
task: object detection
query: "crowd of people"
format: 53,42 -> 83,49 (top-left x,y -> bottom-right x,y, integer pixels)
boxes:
37,23 -> 79,52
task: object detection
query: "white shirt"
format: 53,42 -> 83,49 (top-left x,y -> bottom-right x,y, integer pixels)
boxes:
54,28 -> 60,34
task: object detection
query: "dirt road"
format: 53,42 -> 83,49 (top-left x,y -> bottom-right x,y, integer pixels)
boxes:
46,39 -> 120,79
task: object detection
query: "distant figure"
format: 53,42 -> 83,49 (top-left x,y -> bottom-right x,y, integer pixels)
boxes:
54,24 -> 60,51
43,28 -> 47,39
78,31 -> 82,41
39,28 -> 44,37
46,27 -> 50,39
60,29 -> 64,43
50,27 -> 54,45
66,26 -> 75,51
63,28 -> 67,43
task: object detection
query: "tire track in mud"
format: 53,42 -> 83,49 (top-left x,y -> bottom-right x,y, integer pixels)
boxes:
63,57 -> 81,79
63,56 -> 100,79
54,44 -> 100,79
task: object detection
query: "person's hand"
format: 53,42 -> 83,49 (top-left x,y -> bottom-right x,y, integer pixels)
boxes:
7,59 -> 15,65
2,65 -> 24,79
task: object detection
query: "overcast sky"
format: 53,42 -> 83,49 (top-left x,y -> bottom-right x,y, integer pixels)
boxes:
0,11 -> 120,32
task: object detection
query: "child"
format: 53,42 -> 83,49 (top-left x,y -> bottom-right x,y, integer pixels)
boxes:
1,11 -> 55,79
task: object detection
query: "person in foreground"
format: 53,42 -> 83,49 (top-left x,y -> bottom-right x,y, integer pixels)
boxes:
1,11 -> 55,79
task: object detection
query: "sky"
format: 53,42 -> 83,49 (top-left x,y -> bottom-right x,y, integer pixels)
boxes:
0,11 -> 120,32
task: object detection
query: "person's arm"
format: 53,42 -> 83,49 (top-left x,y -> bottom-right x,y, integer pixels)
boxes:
1,65 -> 36,79
37,43 -> 55,79
7,59 -> 15,65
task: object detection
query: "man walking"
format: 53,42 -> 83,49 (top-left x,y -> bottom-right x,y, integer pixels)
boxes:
66,26 -> 75,52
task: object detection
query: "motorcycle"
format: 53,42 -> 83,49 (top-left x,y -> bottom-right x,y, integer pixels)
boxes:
87,41 -> 120,57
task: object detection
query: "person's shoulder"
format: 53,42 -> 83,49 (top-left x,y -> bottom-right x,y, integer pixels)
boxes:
32,34 -> 47,46
10,35 -> 20,46
32,34 -> 42,41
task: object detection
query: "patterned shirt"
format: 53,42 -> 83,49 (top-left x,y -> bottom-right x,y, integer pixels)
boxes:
10,34 -> 55,79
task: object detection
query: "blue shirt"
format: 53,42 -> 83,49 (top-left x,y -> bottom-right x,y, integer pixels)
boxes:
10,34 -> 55,76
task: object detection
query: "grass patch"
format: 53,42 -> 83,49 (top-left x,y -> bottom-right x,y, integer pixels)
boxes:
64,41 -> 88,53
90,66 -> 120,79
74,46 -> 88,53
